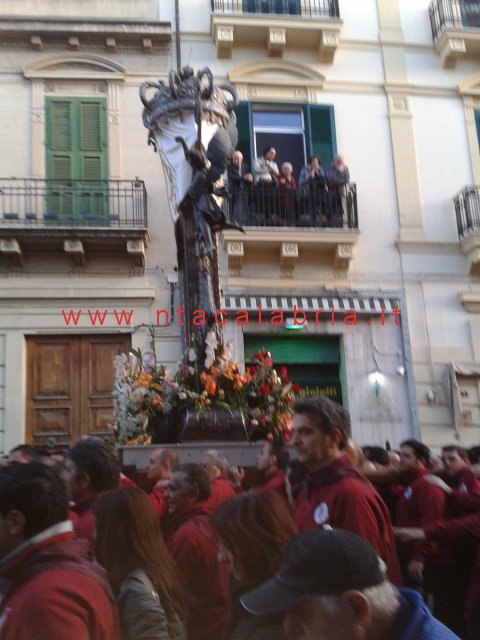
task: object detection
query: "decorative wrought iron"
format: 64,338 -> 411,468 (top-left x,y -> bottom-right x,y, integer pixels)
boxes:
0,178 -> 147,228
429,0 -> 480,41
210,0 -> 340,18
454,185 -> 480,238
227,182 -> 358,229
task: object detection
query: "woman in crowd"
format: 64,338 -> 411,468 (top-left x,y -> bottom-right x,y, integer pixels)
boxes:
277,161 -> 297,223
94,486 -> 187,640
210,489 -> 297,640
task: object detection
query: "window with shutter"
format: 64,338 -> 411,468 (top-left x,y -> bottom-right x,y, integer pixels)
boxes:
234,102 -> 336,179
304,105 -> 336,166
45,97 -> 108,225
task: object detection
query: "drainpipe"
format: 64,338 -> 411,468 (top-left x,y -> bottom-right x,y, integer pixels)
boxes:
175,0 -> 181,71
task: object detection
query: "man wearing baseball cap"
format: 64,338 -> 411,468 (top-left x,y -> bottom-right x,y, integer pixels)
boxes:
240,528 -> 459,640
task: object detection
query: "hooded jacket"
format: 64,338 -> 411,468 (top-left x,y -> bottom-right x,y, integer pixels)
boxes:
295,453 -> 401,585
0,520 -> 118,640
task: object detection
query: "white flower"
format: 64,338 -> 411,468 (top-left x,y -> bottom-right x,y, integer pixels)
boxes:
188,348 -> 197,363
178,392 -> 187,400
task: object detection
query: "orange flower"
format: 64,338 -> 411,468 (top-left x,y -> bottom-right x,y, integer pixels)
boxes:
233,375 -> 244,390
149,382 -> 164,393
151,394 -> 163,409
139,373 -> 152,386
201,372 -> 217,396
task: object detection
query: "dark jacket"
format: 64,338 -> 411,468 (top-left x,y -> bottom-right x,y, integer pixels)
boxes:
384,588 -> 460,639
117,569 -> 186,640
227,161 -> 251,189
0,521 -> 118,640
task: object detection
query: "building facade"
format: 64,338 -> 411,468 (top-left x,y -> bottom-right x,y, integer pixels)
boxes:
0,0 -> 479,452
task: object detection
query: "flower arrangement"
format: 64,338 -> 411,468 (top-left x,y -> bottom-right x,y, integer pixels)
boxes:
112,327 -> 298,445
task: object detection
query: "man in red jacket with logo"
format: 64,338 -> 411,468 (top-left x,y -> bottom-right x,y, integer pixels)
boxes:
164,463 -> 229,640
424,444 -> 480,516
292,396 -> 401,585
0,461 -> 118,640
394,439 -> 465,636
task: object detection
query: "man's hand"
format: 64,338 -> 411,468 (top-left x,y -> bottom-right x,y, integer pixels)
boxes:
408,560 -> 424,583
425,474 -> 452,494
393,527 -> 426,542
229,466 -> 245,488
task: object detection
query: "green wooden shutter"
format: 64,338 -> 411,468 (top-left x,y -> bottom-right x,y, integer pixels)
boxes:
46,100 -> 74,181
235,101 -> 252,168
45,98 -> 108,224
304,105 -> 336,166
79,100 -> 107,181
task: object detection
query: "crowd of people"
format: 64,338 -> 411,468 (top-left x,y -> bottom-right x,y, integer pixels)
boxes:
2,396 -> 480,639
227,147 -> 350,227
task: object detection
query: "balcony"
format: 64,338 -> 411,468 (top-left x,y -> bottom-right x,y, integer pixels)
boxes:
210,0 -> 342,60
0,178 -> 148,268
222,182 -> 359,279
429,0 -> 480,67
454,185 -> 480,274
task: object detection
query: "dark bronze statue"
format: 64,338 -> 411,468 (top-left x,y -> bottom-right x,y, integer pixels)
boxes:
140,67 -> 243,360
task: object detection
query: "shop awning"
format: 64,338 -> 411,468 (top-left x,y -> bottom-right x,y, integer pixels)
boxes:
221,294 -> 401,315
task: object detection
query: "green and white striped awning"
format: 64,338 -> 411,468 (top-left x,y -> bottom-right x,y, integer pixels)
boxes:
221,294 -> 401,315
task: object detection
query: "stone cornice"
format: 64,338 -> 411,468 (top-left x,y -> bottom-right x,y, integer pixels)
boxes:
0,17 -> 171,50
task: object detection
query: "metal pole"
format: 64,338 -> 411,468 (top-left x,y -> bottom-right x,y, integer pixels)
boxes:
175,0 -> 181,71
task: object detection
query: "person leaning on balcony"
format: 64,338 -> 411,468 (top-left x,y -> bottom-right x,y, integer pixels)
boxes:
253,146 -> 279,221
227,150 -> 253,224
277,162 -> 297,190
325,154 -> 350,227
298,155 -> 327,226
277,162 -> 297,224
253,146 -> 279,184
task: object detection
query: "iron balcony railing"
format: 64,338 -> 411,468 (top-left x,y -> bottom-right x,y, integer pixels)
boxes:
211,0 -> 340,18
0,178 -> 147,229
430,0 -> 480,41
226,182 -> 358,229
454,185 -> 480,238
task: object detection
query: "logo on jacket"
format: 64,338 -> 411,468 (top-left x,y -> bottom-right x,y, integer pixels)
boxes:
313,502 -> 329,525
403,486 -> 413,500
458,483 -> 467,494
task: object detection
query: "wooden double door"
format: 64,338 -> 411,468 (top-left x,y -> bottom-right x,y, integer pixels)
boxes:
26,334 -> 130,447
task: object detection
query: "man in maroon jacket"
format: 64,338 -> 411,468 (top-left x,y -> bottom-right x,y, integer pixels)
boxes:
425,444 -> 480,516
62,437 -> 120,551
395,510 -> 480,639
164,463 -> 229,640
395,439 -> 465,636
145,447 -> 178,516
256,440 -> 289,498
292,396 -> 401,585
0,461 -> 118,640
